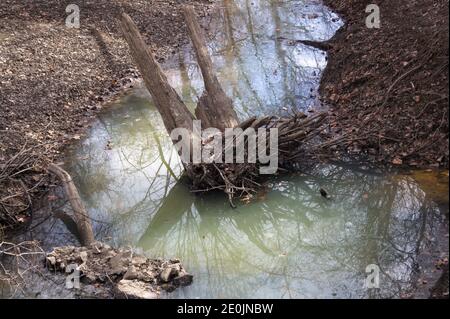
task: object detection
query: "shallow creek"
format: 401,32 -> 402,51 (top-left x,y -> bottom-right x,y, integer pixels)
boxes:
11,0 -> 449,299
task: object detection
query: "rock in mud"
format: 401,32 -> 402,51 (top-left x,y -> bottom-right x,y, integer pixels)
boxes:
173,272 -> 194,287
160,263 -> 181,282
46,256 -> 56,267
123,265 -> 139,280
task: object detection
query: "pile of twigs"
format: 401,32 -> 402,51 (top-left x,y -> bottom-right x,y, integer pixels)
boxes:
0,240 -> 45,297
0,142 -> 45,228
187,112 -> 327,206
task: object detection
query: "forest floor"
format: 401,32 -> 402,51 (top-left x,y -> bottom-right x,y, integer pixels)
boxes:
320,0 -> 449,169
0,0 -> 213,229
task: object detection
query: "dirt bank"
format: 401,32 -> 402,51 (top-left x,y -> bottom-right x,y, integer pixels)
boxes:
320,0 -> 449,168
0,0 -> 214,228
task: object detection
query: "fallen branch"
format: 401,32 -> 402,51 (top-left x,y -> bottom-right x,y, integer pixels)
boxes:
47,164 -> 95,246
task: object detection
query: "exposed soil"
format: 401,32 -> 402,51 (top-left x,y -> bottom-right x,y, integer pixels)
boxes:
320,0 -> 449,169
0,0 -> 214,228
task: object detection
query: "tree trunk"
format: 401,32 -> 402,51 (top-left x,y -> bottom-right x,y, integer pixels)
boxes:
182,5 -> 239,131
119,9 -> 328,206
48,164 -> 95,246
120,13 -> 194,134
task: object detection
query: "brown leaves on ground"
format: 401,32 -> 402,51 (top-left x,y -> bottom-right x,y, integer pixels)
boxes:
320,0 -> 449,168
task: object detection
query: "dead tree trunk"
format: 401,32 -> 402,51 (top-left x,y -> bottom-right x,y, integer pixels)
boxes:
48,164 -> 95,246
119,8 -> 327,206
182,5 -> 239,131
120,14 -> 194,134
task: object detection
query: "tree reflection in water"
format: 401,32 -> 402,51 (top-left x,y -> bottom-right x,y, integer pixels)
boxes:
164,0 -> 343,119
66,117 -> 449,299
135,165 -> 447,299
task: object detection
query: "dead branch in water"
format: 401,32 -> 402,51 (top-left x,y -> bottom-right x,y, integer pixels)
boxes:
182,5 -> 239,131
47,164 -> 95,246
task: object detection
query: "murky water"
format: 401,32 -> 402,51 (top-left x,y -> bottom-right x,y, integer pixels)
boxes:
17,0 -> 448,299
64,106 -> 449,298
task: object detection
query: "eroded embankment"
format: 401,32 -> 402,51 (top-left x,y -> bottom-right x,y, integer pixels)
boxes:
320,0 -> 449,168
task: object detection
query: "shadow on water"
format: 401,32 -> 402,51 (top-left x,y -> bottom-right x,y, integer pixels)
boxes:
14,0 -> 448,299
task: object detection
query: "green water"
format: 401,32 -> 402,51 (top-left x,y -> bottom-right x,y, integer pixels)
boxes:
59,93 -> 449,298
54,0 -> 449,299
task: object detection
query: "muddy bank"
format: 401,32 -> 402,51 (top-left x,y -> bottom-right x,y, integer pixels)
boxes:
0,0 -> 214,228
320,0 -> 449,168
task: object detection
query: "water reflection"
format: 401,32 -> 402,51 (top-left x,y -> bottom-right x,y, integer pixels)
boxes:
66,93 -> 182,247
164,0 -> 342,119
135,166 -> 448,299
63,95 -> 448,298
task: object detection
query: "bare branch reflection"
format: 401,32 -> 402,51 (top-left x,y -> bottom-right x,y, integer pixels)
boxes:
55,0 -> 447,299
